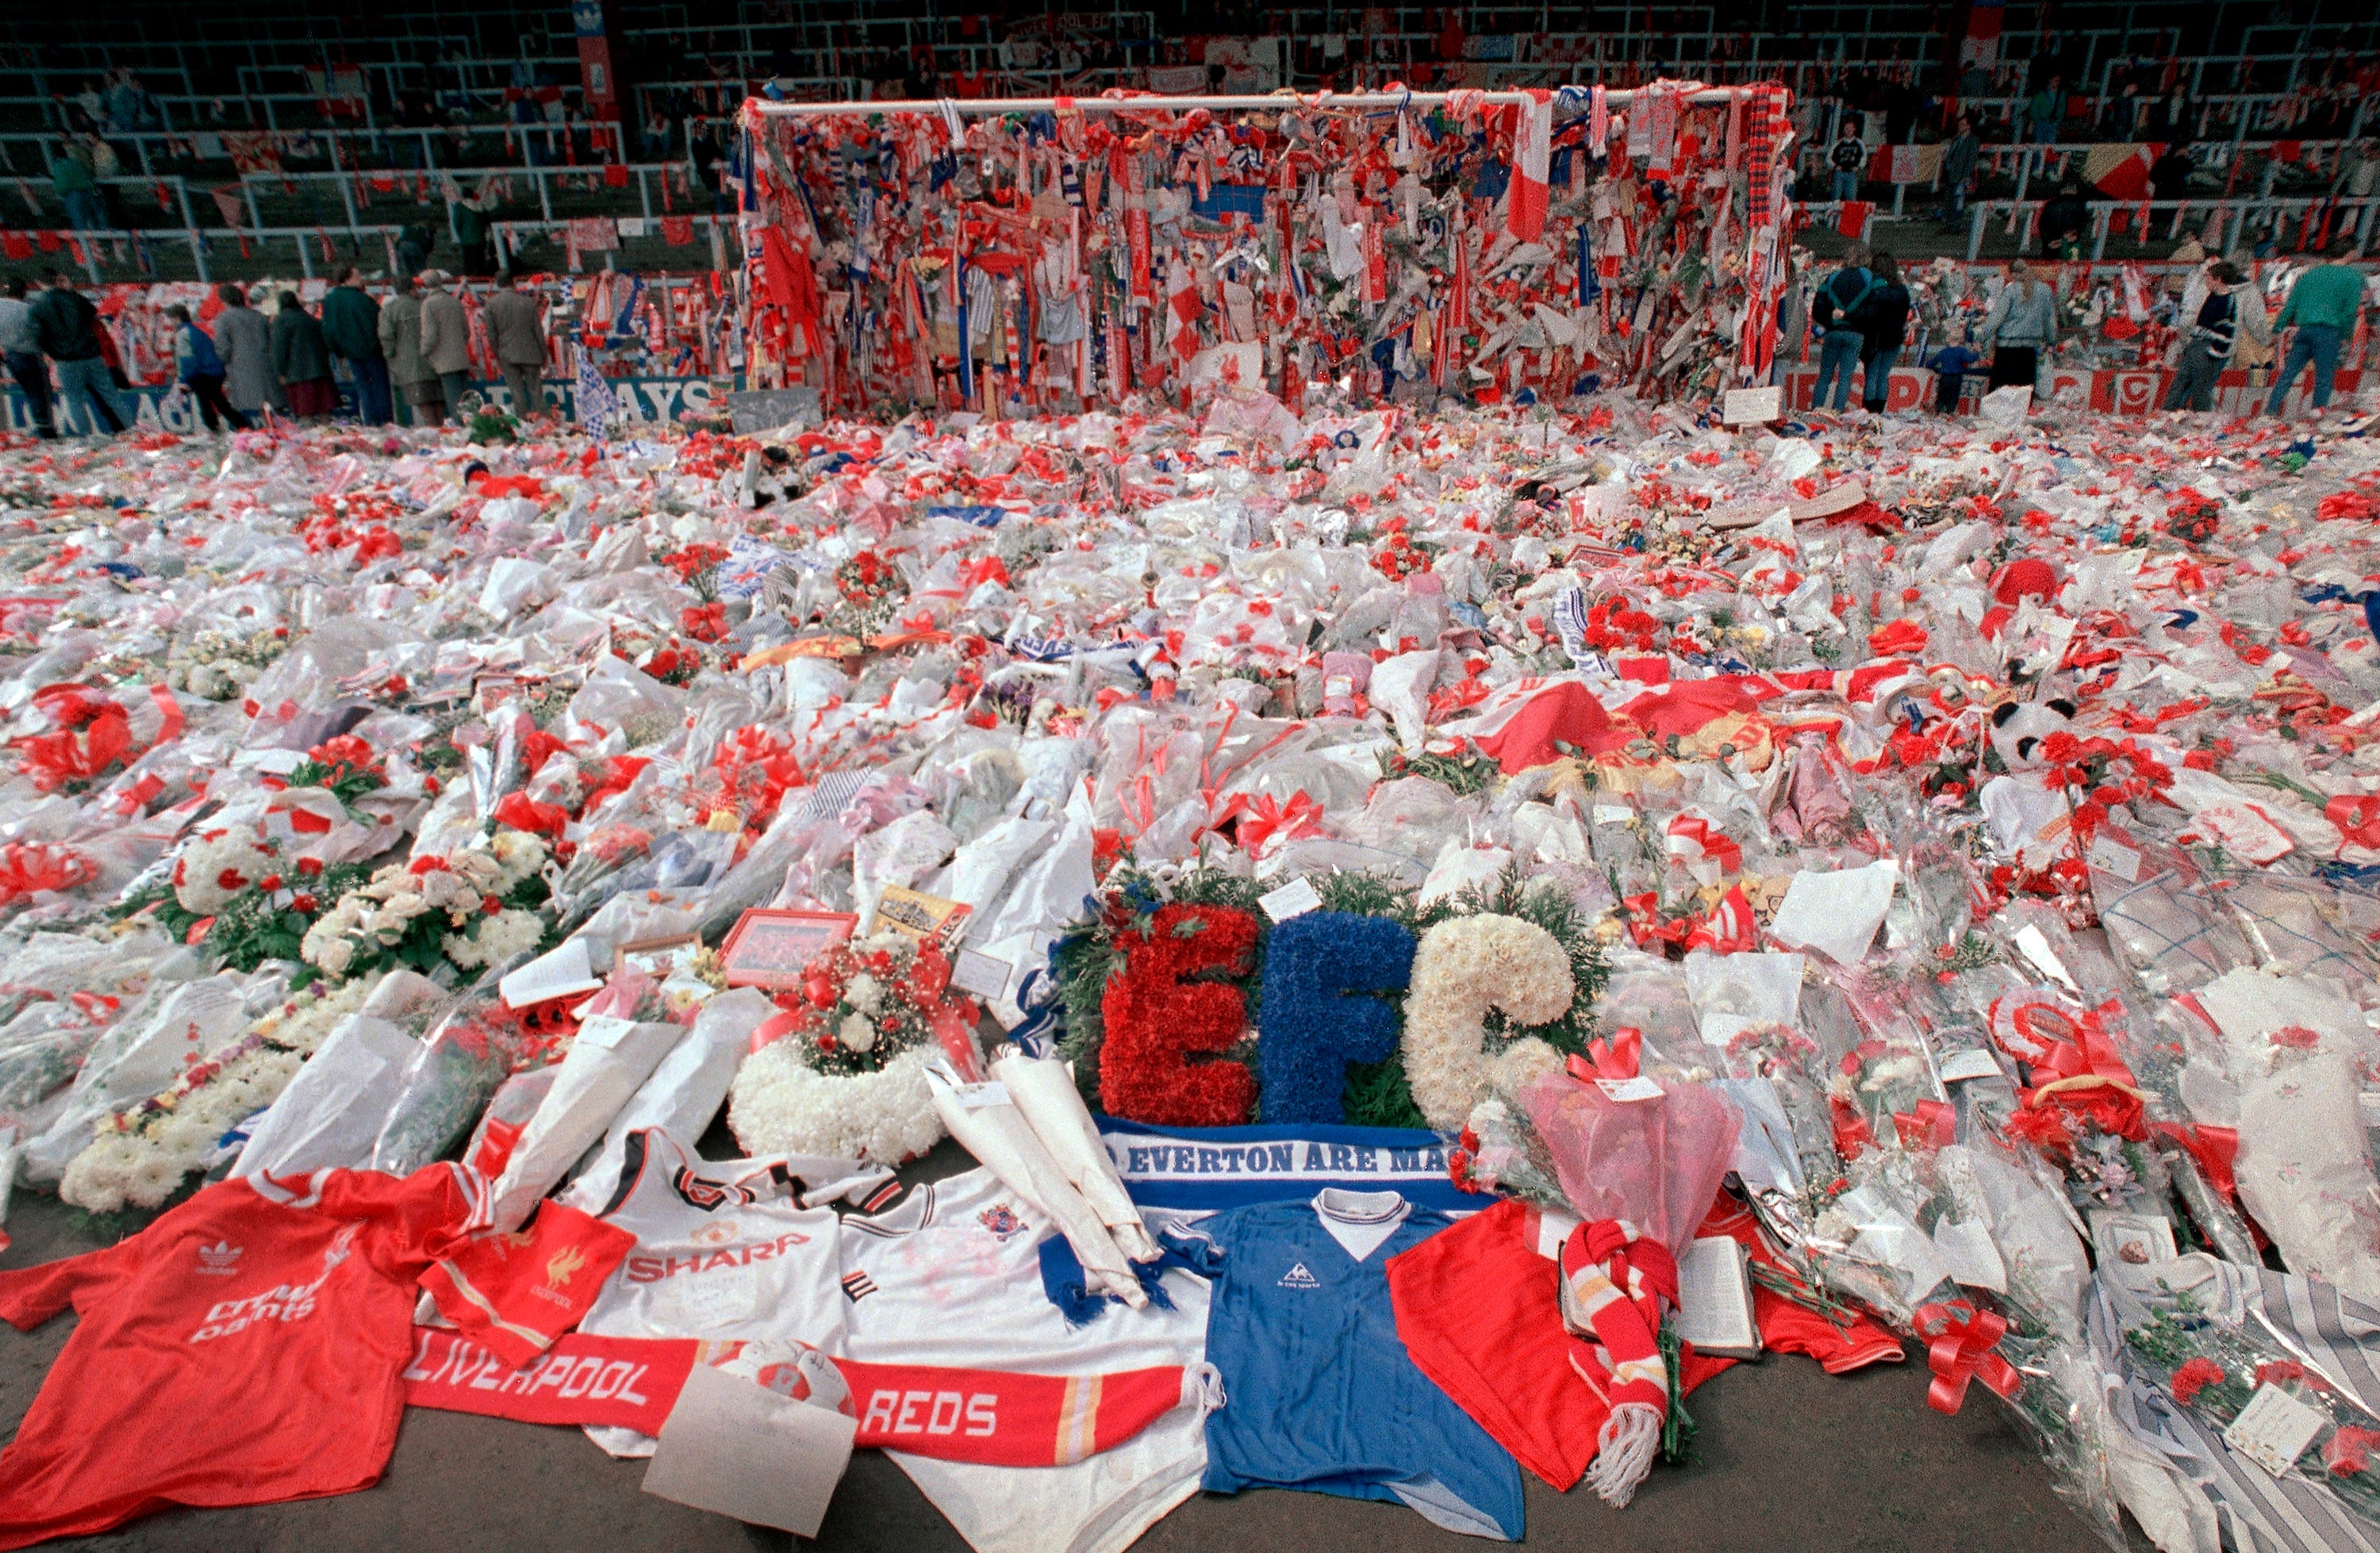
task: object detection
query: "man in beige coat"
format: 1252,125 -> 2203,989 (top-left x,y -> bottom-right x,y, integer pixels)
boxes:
416,270 -> 471,424
481,274 -> 548,420
376,274 -> 438,428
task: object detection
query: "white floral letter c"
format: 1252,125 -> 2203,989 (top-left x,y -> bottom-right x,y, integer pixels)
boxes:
1403,914 -> 1575,1131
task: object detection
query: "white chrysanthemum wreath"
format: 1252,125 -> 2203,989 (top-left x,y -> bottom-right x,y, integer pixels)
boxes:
727,1041 -> 946,1166
724,930 -> 971,1164
1402,912 -> 1574,1131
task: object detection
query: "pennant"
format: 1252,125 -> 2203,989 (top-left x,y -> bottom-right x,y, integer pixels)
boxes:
1507,89 -> 1552,243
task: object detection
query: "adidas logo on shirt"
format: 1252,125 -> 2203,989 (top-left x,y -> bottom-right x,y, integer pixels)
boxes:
1277,1263 -> 1320,1289
842,1271 -> 879,1302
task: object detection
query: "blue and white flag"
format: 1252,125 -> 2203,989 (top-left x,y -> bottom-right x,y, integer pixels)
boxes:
574,351 -> 620,438
716,533 -> 797,599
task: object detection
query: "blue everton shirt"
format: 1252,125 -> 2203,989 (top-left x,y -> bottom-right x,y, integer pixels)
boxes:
1180,1188 -> 1524,1541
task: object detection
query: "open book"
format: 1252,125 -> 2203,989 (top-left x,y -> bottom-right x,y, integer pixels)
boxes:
1673,1237 -> 1762,1359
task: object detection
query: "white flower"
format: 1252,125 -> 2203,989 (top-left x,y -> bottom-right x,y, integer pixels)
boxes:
443,908 -> 543,969
58,972 -> 386,1216
447,850 -> 503,891
171,830 -> 278,915
845,974 -> 883,1015
301,919 -> 356,977
1862,1055 -> 1925,1091
490,830 -> 550,890
59,1134 -> 143,1214
839,1011 -> 877,1052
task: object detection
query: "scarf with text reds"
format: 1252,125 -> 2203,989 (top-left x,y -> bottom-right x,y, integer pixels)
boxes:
403,1327 -> 1188,1466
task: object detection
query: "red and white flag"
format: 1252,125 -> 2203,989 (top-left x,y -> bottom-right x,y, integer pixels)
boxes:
1507,90 -> 1553,243
1165,255 -> 1202,361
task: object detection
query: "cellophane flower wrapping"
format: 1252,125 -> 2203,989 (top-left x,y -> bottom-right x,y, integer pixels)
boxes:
1518,1069 -> 1739,1258
367,985 -> 534,1177
2100,1252 -> 2380,1532
2193,966 -> 2380,1303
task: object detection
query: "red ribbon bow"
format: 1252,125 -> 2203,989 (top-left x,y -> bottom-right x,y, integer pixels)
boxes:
1620,892 -> 1693,950
2152,1121 -> 2246,1217
1664,815 -> 1743,876
2328,795 -> 2380,851
493,792 -> 572,838
2031,1014 -> 2141,1093
1868,618 -> 1931,658
1892,1098 -> 1957,1152
0,842 -> 96,907
1211,791 -> 1325,856
1567,1027 -> 1644,1083
1682,883 -> 1757,954
1914,1300 -> 2021,1415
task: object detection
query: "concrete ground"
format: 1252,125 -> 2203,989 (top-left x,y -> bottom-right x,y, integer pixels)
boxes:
0,1137 -> 2128,1553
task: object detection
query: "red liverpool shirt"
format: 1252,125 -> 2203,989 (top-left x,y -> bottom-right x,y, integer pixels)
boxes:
0,1164 -> 488,1548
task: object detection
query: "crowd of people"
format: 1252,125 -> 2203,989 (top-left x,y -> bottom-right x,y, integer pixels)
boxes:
0,270 -> 551,437
1787,234 -> 2370,420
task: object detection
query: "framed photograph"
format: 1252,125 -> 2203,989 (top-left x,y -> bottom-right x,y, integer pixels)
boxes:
717,909 -> 860,991
615,933 -> 703,983
2090,1210 -> 2178,1271
869,886 -> 973,947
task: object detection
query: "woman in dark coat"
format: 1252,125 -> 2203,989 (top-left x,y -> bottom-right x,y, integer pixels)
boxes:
1848,253 -> 1912,414
270,291 -> 336,420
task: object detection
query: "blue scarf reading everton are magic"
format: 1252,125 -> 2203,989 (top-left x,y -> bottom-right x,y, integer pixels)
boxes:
1094,1118 -> 1474,1216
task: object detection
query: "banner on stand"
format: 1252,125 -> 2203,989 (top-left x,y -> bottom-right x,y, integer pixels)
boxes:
2,376 -> 720,436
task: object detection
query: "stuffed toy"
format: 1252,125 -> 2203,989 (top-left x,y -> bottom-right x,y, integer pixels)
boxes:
1988,696 -> 2078,769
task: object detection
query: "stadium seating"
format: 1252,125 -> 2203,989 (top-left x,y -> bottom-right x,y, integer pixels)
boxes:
0,0 -> 2375,282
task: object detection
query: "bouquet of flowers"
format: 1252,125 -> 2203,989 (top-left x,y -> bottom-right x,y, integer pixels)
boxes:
1814,971 -> 1953,1158
166,626 -> 288,701
2036,732 -> 2177,846
824,549 -> 904,638
113,823 -> 370,974
298,836 -> 551,984
1447,1095 -> 1572,1206
611,623 -> 705,688
657,540 -> 730,601
1983,987 -> 2166,1216
2113,1256 -> 2380,1527
1718,1019 -> 1843,1195
368,990 -> 538,1177
58,974 -> 387,1212
728,930 -> 978,1164
278,734 -> 390,808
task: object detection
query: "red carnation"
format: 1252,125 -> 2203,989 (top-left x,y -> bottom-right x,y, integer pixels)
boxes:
292,893 -> 317,914
2328,1425 -> 2380,1477
2171,1358 -> 2225,1405
216,869 -> 248,892
297,857 -> 323,877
